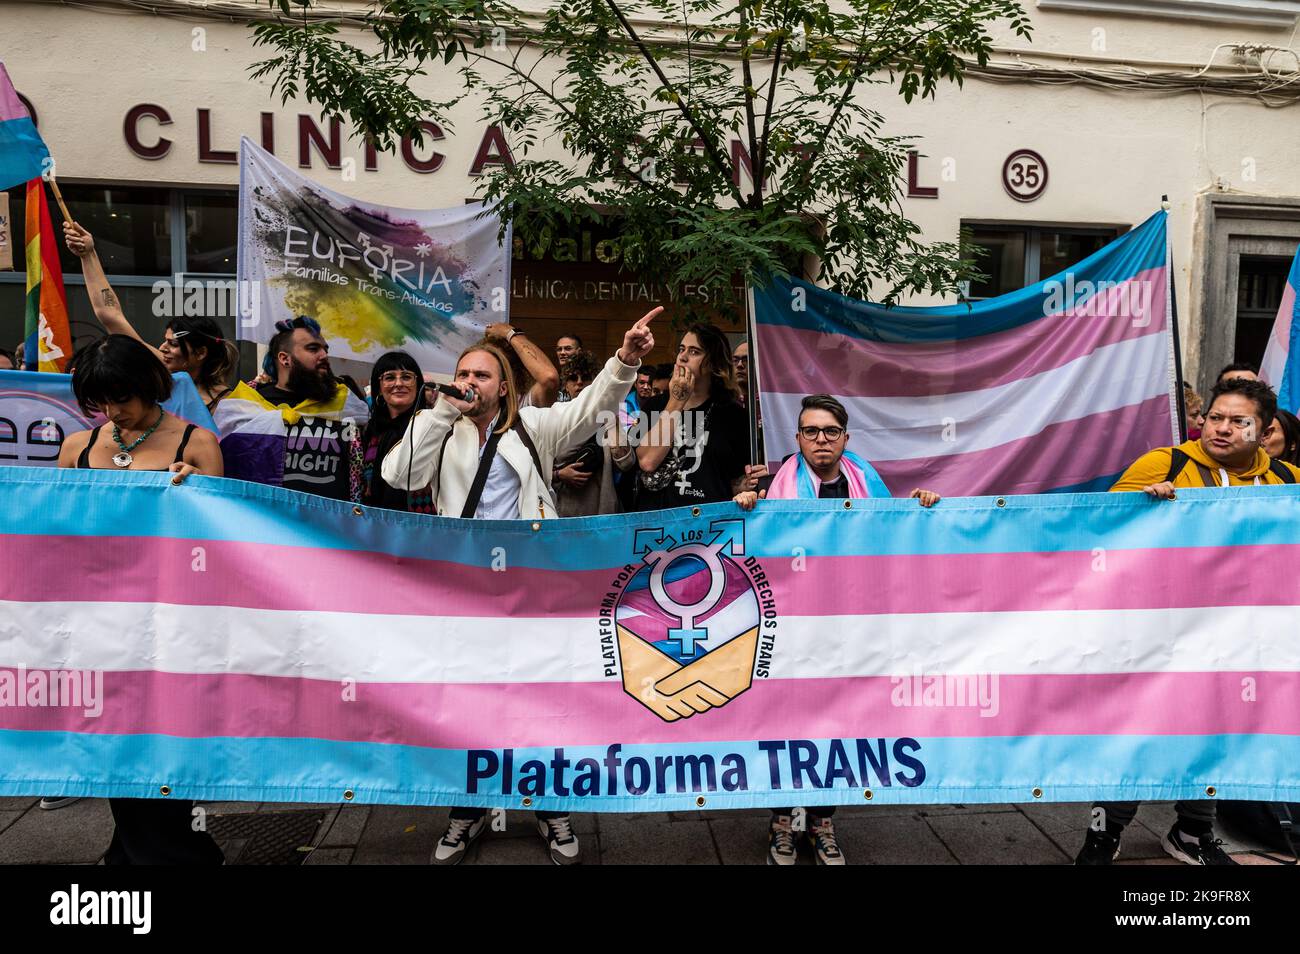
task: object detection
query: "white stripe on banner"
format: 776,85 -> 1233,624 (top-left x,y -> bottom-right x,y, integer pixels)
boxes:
764,331 -> 1170,465
5,600 -> 1297,684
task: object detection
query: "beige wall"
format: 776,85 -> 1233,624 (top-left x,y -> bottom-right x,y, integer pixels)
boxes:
4,0 -> 1300,377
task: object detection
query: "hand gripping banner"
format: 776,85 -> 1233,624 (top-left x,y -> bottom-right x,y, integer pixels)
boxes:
1,468 -> 1298,812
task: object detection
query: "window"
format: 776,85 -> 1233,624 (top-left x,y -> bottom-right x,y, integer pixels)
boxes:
0,184 -> 237,356
1235,255 -> 1290,367
962,223 -> 1123,300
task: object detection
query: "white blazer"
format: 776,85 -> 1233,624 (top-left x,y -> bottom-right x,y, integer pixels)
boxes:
381,354 -> 638,519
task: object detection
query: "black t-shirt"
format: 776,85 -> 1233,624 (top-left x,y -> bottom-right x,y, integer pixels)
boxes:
633,393 -> 750,511
256,382 -> 354,501
817,473 -> 850,499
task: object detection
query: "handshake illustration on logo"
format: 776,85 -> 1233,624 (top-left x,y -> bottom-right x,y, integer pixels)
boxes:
615,519 -> 761,722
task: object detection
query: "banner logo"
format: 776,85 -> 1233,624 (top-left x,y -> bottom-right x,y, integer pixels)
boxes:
613,519 -> 765,721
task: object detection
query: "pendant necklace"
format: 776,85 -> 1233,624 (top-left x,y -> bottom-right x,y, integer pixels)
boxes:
111,409 -> 165,468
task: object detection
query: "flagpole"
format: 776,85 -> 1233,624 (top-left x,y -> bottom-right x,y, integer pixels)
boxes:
744,283 -> 764,468
46,175 -> 72,223
1163,195 -> 1189,442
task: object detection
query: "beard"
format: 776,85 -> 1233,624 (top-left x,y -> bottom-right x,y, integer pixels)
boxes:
287,359 -> 338,404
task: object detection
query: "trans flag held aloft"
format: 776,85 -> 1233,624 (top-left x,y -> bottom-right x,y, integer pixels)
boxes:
753,210 -> 1179,497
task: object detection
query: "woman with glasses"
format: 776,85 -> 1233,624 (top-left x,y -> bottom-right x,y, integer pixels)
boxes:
65,222 -> 238,411
362,351 -> 429,511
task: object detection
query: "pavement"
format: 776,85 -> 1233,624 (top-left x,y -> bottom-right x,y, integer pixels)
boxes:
0,797 -> 1288,865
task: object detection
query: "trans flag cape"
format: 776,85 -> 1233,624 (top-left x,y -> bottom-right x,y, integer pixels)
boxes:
766,449 -> 891,499
1260,242 -> 1300,414
0,370 -> 216,468
1,468 -> 1298,811
753,211 -> 1179,497
213,380 -> 369,490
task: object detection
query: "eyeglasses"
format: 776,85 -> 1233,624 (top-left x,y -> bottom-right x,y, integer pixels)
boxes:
799,425 -> 845,442
379,371 -> 418,385
733,356 -> 748,366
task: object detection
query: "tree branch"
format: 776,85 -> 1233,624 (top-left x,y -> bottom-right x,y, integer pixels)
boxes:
737,3 -> 761,207
600,0 -> 744,204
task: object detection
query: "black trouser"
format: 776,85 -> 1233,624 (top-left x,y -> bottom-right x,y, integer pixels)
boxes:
449,807 -> 567,822
772,807 -> 835,820
1092,800 -> 1215,836
104,798 -> 225,865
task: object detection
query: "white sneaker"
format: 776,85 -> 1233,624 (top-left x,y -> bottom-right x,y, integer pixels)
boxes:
39,797 -> 82,811
537,815 -> 581,865
809,816 -> 846,865
768,814 -> 798,866
432,813 -> 487,865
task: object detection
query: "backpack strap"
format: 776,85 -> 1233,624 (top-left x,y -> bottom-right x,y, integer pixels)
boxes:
1268,459 -> 1297,484
459,425 -> 506,518
511,416 -> 545,480
1163,447 -> 1190,484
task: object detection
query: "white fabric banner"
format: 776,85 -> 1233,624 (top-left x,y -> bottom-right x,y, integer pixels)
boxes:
236,138 -> 510,374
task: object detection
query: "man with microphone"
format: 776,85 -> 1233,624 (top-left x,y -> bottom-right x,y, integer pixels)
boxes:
381,307 -> 659,864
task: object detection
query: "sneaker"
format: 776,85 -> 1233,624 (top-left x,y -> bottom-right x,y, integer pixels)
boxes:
1162,825 -> 1237,866
431,814 -> 487,865
38,797 -> 82,811
809,816 -> 845,865
1074,828 -> 1121,865
537,815 -> 581,865
768,814 -> 798,866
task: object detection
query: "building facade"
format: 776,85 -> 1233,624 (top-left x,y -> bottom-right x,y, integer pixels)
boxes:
2,0 -> 1300,388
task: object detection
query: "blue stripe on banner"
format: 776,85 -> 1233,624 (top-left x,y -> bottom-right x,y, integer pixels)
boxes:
1281,251 -> 1300,414
3,468 -> 1300,570
2,730 -> 1297,811
754,210 -> 1167,340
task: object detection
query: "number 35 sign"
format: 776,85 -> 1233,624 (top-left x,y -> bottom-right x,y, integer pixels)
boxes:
1002,149 -> 1048,202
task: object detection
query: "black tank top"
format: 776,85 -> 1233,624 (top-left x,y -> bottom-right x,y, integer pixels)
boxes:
75,423 -> 197,470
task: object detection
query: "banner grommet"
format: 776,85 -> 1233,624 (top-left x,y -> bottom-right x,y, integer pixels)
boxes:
1205,786 -> 1217,797
531,522 -> 541,531
691,507 -> 701,517
1032,787 -> 1043,799
343,789 -> 355,801
159,785 -> 171,796
863,789 -> 873,800
996,497 -> 1007,508
695,796 -> 706,807
843,500 -> 852,510
352,506 -> 363,516
521,796 -> 533,807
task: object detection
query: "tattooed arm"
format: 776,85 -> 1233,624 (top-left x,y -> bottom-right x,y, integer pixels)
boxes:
63,221 -> 163,360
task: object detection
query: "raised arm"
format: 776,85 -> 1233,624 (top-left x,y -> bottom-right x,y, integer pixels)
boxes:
488,323 -> 560,408
64,221 -> 160,359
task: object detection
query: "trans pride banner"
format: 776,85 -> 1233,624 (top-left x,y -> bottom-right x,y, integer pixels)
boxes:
1,468 -> 1298,811
237,138 -> 510,375
753,210 -> 1179,496
1260,241 -> 1299,414
0,370 -> 216,468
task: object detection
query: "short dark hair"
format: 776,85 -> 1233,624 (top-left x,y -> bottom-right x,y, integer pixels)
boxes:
557,333 -> 583,349
563,350 -> 598,382
1207,377 -> 1277,430
264,316 -> 324,376
1216,361 -> 1258,384
71,335 -> 173,415
799,393 -> 849,429
652,363 -> 673,381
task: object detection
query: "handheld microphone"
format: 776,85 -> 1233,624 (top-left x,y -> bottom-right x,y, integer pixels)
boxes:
433,382 -> 476,403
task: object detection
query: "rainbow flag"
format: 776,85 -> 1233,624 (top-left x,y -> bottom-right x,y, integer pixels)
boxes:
753,211 -> 1179,496
0,62 -> 49,191
1,471 -> 1297,809
23,178 -> 72,372
1260,244 -> 1299,414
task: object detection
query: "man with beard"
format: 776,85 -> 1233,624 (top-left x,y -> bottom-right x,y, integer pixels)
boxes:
215,316 -> 370,500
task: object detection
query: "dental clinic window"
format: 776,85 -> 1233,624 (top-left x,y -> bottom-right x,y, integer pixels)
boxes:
0,183 -> 237,352
961,223 -> 1123,300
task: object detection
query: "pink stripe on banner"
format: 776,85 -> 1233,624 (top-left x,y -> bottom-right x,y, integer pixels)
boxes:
759,268 -> 1167,399
3,533 -> 1296,619
1,669 -> 1296,747
862,394 -> 1173,497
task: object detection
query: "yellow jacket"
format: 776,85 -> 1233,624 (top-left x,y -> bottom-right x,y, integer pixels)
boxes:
1111,439 -> 1300,492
